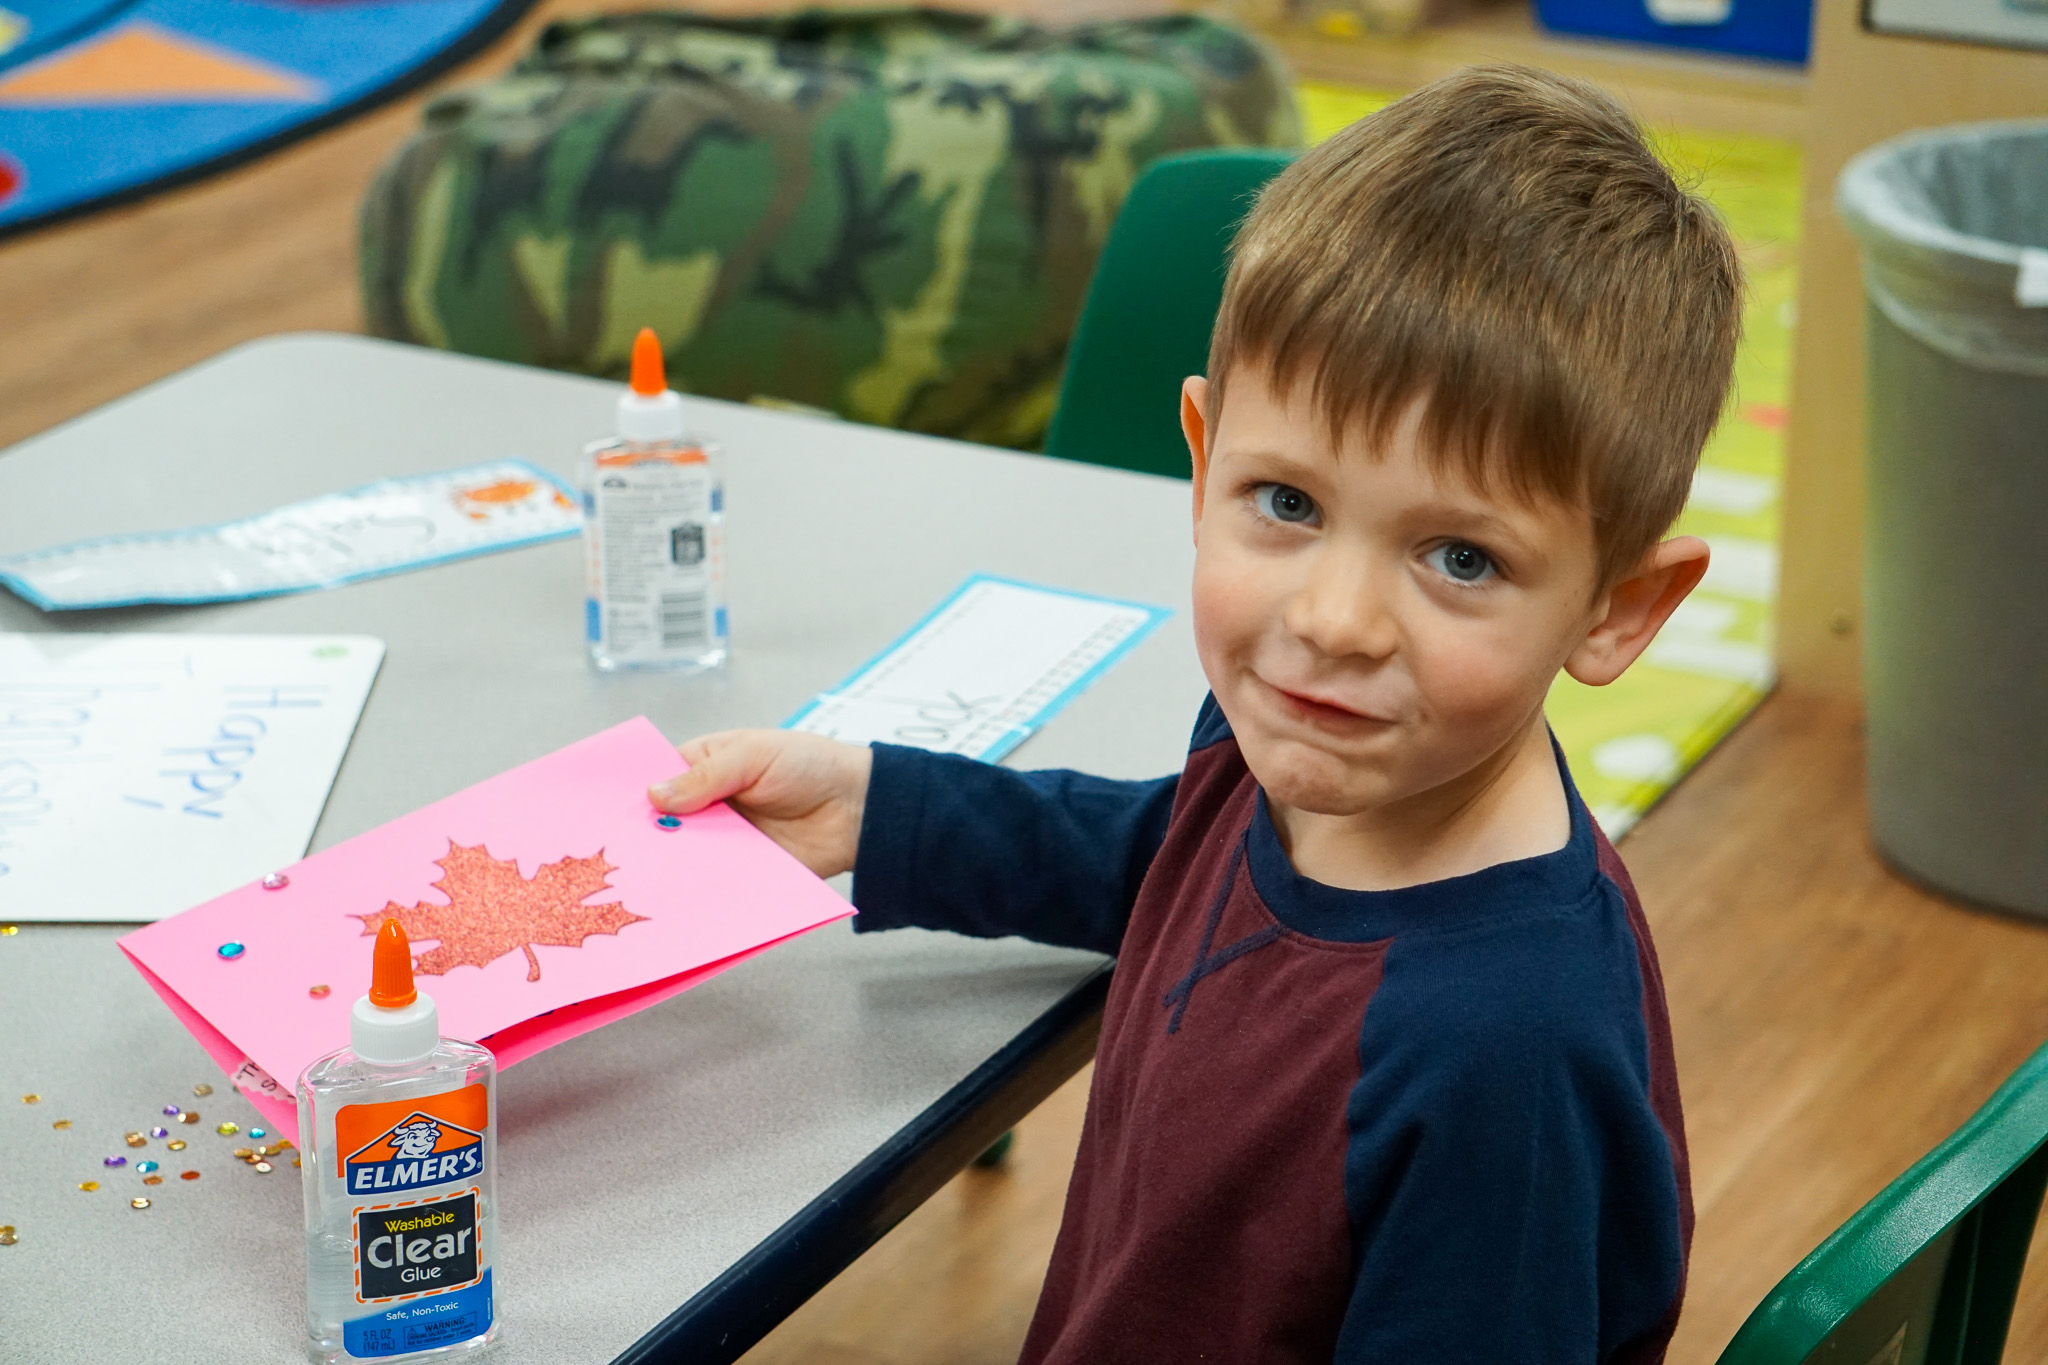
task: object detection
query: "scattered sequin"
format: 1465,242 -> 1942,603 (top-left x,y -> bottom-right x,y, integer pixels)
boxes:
178,1112 -> 198,1125
308,985 -> 331,998
232,1147 -> 253,1159
179,1171 -> 199,1181
136,1161 -> 158,1174
656,814 -> 682,829
253,1161 -> 274,1174
163,1105 -> 181,1117
141,1176 -> 161,1186
167,1140 -> 186,1151
249,1128 -> 267,1140
0,1228 -> 15,1245
149,1126 -> 169,1139
124,1132 -> 146,1148
130,1197 -> 151,1210
216,942 -> 245,961
103,1156 -> 126,1168
216,1122 -> 239,1136
51,1119 -> 70,1130
78,1181 -> 98,1192
261,872 -> 289,890
0,925 -> 16,936
192,1083 -> 212,1097
20,1094 -> 37,1104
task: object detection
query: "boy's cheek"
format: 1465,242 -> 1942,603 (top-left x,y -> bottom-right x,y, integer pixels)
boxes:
1409,629 -> 1561,746
1189,547 -> 1268,660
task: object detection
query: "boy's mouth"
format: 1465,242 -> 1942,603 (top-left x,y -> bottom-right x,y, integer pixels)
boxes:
1266,681 -> 1393,728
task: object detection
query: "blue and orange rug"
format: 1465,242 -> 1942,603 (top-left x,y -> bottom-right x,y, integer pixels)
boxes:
0,0 -> 532,236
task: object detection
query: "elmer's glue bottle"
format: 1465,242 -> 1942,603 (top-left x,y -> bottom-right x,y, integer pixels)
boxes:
581,326 -> 728,673
298,922 -> 498,1363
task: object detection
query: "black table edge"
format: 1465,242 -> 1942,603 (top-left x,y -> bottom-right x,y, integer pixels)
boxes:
611,960 -> 1113,1364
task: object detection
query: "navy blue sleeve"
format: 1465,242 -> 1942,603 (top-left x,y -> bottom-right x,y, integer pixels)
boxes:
1336,901 -> 1684,1365
849,743 -> 1179,956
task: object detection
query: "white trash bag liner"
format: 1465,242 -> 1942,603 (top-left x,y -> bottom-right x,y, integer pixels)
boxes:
1838,119 -> 2048,376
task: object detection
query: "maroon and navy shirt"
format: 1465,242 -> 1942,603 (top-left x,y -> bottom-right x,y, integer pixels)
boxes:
852,695 -> 1690,1364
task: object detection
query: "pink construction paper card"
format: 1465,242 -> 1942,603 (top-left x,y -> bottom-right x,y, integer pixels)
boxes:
118,717 -> 852,1143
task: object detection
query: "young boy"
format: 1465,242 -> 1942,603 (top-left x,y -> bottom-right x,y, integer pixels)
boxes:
651,64 -> 1739,1364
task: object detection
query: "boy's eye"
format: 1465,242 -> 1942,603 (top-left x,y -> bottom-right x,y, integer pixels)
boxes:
1253,484 -> 1318,525
1426,542 -> 1496,584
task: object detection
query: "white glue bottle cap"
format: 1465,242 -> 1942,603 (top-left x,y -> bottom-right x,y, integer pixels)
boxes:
352,920 -> 440,1065
618,327 -> 685,446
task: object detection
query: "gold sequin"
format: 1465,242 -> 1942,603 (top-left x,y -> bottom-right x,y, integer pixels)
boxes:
216,1122 -> 239,1136
130,1198 -> 150,1210
167,1140 -> 186,1151
124,1132 -> 147,1148
0,925 -> 17,936
20,1094 -> 37,1104
292,1157 -> 302,1167
50,1119 -> 70,1130
232,1147 -> 253,1159
178,1111 -> 199,1124
78,1181 -> 98,1192
253,1161 -> 274,1174
0,1228 -> 15,1245
192,1083 -> 212,1097
142,1176 -> 162,1186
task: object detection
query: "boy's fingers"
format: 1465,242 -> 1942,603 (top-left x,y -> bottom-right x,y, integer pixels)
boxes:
649,733 -> 765,814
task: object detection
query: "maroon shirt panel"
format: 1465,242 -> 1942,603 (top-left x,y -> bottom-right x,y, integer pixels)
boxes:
1021,741 -> 1388,1365
1595,833 -> 1694,1364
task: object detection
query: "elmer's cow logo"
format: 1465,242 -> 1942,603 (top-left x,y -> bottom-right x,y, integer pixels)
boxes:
345,1112 -> 484,1196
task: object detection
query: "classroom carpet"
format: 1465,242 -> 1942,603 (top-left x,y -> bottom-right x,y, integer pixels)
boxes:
1299,81 -> 1799,838
0,0 -> 534,236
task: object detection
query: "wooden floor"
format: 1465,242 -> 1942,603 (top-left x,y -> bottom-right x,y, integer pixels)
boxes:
8,11 -> 2048,1364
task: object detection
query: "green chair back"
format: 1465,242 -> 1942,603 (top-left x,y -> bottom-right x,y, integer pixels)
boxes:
1043,148 -> 1295,480
1717,1038 -> 2048,1365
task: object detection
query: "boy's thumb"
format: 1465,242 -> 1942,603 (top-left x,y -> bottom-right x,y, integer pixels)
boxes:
649,761 -> 719,814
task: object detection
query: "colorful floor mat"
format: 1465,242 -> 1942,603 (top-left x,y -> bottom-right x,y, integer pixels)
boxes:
0,0 -> 533,236
1301,82 -> 1800,838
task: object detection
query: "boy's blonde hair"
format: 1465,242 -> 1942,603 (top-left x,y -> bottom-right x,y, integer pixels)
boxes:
1208,65 -> 1742,589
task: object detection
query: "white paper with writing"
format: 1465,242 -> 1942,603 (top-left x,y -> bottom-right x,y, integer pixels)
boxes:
785,575 -> 1169,762
0,634 -> 383,921
0,459 -> 577,611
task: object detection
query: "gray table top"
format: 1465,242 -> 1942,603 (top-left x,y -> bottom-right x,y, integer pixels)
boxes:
0,334 -> 1206,1363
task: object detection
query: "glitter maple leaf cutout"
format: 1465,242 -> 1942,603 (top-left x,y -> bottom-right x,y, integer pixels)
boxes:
355,842 -> 647,982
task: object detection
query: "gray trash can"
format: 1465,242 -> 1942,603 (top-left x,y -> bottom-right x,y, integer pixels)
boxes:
1839,121 -> 2048,916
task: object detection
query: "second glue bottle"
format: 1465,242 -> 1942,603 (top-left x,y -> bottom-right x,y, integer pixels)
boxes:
582,327 -> 727,672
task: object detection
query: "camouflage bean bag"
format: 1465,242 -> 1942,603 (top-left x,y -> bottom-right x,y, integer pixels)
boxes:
360,8 -> 1300,448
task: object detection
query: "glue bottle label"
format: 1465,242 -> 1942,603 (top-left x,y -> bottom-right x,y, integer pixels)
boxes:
333,1085 -> 493,1359
585,446 -> 725,667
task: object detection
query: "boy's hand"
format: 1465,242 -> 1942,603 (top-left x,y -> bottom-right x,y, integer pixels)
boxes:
648,730 -> 873,880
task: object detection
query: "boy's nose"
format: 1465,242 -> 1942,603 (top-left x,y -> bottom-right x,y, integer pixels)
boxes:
1283,549 -> 1399,662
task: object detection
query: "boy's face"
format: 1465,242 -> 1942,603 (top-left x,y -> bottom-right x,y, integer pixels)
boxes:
1184,367 -> 1611,819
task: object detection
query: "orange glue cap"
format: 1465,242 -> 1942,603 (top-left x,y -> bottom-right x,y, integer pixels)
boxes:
629,327 -> 666,397
368,920 -> 418,1009
619,326 -> 685,444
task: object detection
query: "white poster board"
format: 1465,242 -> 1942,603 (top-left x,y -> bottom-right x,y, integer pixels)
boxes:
1866,0 -> 2048,52
786,575 -> 1169,762
0,460 -> 578,611
0,634 -> 383,922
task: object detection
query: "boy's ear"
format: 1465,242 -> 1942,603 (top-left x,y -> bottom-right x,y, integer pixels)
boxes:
1564,537 -> 1712,687
1181,375 -> 1210,534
